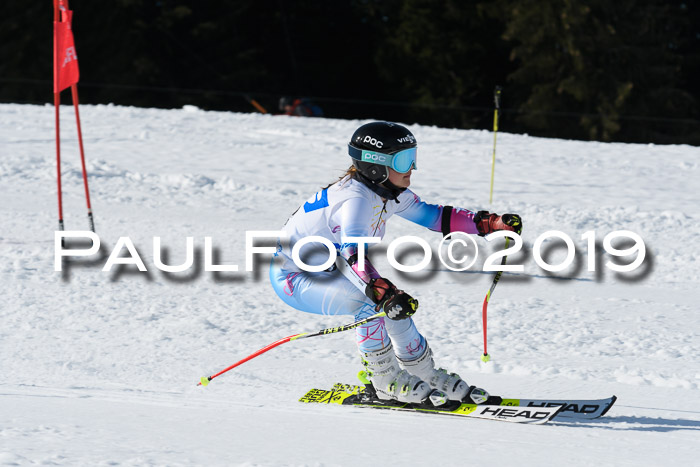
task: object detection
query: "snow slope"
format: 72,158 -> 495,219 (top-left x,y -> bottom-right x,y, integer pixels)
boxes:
1,103 -> 699,466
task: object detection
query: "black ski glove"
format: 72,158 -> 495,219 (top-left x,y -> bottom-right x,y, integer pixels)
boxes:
474,211 -> 523,236
366,277 -> 419,320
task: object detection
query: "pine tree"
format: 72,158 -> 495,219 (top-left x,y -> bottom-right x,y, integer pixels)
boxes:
496,0 -> 695,142
362,0 -> 510,128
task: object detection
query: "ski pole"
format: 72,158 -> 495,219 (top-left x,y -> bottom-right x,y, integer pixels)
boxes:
480,236 -> 510,363
198,311 -> 386,386
488,86 -> 502,204
53,2 -> 64,245
70,84 -> 96,232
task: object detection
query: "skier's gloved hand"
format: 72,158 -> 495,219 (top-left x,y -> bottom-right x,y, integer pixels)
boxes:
366,277 -> 419,320
474,211 -> 523,236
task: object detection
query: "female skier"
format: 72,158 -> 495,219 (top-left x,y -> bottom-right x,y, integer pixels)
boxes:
269,121 -> 522,405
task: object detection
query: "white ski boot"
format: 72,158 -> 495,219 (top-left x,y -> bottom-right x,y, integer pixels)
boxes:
359,343 -> 438,404
399,343 -> 489,404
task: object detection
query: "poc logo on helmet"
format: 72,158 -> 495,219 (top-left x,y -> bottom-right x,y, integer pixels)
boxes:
362,135 -> 383,148
362,152 -> 388,163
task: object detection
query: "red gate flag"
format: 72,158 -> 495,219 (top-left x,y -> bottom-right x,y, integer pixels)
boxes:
53,7 -> 79,93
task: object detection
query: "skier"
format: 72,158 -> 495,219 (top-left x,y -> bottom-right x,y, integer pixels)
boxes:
269,121 -> 522,405
278,97 -> 324,117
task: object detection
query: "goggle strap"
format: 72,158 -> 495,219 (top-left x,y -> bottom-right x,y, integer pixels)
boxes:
348,145 -> 364,162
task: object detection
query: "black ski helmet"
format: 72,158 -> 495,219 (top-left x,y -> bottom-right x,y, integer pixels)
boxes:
348,121 -> 417,184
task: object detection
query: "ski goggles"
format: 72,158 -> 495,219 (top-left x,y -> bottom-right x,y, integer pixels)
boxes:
348,145 -> 417,173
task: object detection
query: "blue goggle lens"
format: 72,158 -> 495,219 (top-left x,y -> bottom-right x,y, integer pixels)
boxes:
350,146 -> 417,173
390,148 -> 417,173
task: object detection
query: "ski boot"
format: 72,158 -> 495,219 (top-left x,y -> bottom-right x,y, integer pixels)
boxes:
399,342 -> 490,404
359,343 -> 447,406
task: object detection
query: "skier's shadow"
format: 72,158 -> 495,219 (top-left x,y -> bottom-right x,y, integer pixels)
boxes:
555,415 -> 700,432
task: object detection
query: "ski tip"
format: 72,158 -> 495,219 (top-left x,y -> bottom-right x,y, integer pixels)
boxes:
199,376 -> 210,387
599,395 -> 617,417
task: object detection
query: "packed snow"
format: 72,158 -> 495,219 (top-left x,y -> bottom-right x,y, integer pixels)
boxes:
1,103 -> 699,466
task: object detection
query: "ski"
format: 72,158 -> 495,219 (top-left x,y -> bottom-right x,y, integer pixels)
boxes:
299,383 -> 563,424
483,394 -> 617,420
300,383 -> 616,422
